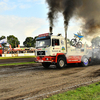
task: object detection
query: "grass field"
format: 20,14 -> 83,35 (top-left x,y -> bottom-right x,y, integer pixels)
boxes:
0,61 -> 36,66
43,82 -> 100,100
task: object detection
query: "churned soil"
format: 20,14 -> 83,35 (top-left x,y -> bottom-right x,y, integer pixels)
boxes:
0,62 -> 100,100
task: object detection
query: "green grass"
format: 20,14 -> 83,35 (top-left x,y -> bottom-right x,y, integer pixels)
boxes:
0,61 -> 36,66
0,56 -> 36,59
43,82 -> 100,100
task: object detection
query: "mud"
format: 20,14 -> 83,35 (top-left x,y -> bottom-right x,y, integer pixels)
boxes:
0,63 -> 100,100
89,69 -> 100,77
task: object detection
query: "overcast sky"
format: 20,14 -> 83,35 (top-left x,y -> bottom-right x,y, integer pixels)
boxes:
0,0 -> 90,46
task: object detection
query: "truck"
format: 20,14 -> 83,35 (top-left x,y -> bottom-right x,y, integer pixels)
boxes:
35,33 -> 92,68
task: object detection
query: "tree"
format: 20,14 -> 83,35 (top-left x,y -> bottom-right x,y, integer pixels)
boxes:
0,36 -> 7,47
7,35 -> 20,48
23,36 -> 38,47
23,37 -> 34,47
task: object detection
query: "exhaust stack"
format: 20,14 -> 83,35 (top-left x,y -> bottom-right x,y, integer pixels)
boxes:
49,26 -> 52,33
65,28 -> 67,53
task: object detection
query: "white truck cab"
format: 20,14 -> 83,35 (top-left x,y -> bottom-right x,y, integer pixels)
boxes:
36,33 -> 66,57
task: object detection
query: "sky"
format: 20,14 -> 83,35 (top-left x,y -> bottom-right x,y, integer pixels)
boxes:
0,0 -> 91,46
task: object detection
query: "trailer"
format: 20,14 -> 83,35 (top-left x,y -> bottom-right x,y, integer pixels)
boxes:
35,33 -> 92,68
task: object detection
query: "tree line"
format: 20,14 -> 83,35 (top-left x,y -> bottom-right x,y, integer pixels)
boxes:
1,34 -> 98,48
0,35 -> 38,48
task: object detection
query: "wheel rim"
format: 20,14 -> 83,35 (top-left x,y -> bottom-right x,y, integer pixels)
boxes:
77,42 -> 82,48
71,40 -> 76,46
83,58 -> 88,66
59,60 -> 64,67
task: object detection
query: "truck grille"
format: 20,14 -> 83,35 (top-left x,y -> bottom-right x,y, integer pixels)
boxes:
37,51 -> 45,55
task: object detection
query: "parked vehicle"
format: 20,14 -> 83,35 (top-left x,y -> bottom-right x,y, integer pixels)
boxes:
0,44 -> 2,56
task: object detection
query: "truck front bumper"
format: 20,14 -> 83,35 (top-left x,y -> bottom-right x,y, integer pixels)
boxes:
36,56 -> 56,63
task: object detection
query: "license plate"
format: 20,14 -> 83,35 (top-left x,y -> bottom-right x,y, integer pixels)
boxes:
38,60 -> 43,62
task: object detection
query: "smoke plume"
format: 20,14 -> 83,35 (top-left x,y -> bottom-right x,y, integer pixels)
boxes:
46,0 -> 100,36
46,0 -> 81,28
77,0 -> 100,35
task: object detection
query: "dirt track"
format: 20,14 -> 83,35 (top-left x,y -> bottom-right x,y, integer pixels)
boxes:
0,61 -> 100,100
0,58 -> 35,64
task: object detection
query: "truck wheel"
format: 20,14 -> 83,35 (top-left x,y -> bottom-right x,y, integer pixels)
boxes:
56,57 -> 65,68
81,57 -> 89,67
42,62 -> 50,68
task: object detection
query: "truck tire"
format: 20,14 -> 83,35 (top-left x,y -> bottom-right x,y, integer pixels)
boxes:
81,56 -> 89,67
42,62 -> 51,68
56,57 -> 65,68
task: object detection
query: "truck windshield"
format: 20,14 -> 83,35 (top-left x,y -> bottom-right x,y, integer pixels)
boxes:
36,39 -> 51,48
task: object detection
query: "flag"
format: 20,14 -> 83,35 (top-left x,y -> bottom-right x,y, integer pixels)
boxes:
0,39 -> 7,44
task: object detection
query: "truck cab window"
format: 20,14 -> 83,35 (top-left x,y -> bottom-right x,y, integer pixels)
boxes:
52,39 -> 59,46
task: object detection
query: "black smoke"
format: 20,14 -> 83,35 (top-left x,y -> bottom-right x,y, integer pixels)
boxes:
77,0 -> 100,35
46,0 -> 81,28
46,0 -> 100,36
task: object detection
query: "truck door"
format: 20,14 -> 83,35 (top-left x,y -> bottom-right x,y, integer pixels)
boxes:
51,39 -> 61,56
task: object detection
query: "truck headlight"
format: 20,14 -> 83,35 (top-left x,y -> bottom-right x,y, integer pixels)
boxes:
46,58 -> 48,60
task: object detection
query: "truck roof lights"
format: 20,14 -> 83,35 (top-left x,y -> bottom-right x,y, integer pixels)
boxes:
38,33 -> 49,37
38,33 -> 53,37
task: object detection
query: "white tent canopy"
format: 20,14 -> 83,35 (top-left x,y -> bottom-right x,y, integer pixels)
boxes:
0,39 -> 7,44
